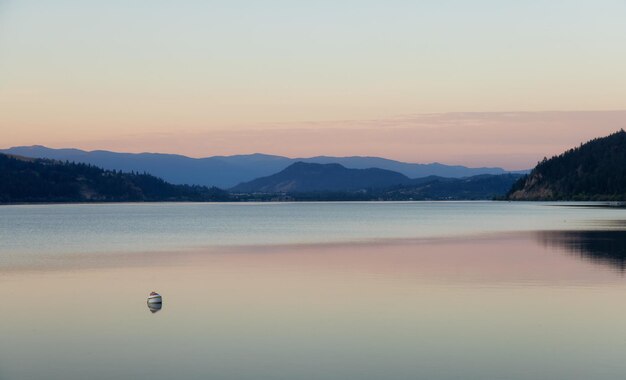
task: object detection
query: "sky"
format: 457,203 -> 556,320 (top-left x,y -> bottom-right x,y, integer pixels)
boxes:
1,0 -> 625,169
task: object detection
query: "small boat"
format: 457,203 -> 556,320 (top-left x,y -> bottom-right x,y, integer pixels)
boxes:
147,291 -> 162,304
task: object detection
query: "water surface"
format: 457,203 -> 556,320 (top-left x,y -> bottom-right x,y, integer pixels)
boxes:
0,202 -> 625,379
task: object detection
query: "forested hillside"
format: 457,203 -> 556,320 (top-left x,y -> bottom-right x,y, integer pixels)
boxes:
0,154 -> 230,203
507,130 -> 626,200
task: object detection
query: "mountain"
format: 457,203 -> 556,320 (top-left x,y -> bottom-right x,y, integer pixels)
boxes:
0,146 -> 520,188
231,162 -> 411,193
507,130 -> 626,201
0,154 -> 230,203
231,162 -> 522,200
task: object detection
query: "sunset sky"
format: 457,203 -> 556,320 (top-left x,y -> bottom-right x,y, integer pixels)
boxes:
1,1 -> 625,169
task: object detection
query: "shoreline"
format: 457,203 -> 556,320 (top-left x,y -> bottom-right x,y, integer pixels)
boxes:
1,199 -> 624,207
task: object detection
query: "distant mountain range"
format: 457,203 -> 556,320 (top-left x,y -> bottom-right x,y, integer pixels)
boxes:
0,153 -> 521,203
232,161 -> 523,200
507,130 -> 626,201
0,145 -> 524,188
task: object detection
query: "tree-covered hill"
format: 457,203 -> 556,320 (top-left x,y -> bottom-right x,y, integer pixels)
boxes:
0,154 -> 230,203
507,130 -> 626,200
231,162 -> 411,193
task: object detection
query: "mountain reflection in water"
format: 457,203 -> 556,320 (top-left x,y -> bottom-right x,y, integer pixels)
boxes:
537,230 -> 626,271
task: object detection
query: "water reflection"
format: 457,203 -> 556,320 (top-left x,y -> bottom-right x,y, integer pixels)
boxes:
5,231 -> 626,380
537,230 -> 626,271
148,301 -> 162,313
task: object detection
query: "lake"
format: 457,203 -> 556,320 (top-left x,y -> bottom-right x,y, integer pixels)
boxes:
0,202 -> 625,379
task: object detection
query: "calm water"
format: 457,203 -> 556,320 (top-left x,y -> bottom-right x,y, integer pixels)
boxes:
1,202 -> 626,379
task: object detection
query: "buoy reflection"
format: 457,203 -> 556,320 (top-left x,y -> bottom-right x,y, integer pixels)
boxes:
148,302 -> 162,313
